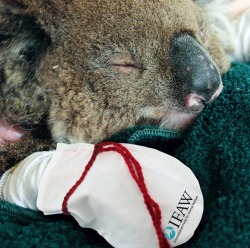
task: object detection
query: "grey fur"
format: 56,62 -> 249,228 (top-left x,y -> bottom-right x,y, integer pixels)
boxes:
0,0 -> 230,170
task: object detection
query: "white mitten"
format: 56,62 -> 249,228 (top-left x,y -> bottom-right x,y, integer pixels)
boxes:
0,143 -> 204,248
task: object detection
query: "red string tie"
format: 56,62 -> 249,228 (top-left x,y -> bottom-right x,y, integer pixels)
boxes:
62,142 -> 171,248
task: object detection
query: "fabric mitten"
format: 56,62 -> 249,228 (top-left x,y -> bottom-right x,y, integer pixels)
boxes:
0,142 -> 204,248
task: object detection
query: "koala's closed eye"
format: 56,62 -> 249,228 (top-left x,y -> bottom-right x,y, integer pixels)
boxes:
110,58 -> 142,74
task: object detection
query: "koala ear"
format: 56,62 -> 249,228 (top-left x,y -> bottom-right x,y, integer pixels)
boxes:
0,9 -> 51,125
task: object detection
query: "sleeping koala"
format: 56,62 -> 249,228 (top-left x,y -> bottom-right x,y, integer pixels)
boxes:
0,0 -> 230,171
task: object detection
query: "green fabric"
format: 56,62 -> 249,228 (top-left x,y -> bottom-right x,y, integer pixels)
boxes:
0,62 -> 249,247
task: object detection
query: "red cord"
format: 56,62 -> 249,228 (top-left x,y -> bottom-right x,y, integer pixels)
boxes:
62,142 -> 171,248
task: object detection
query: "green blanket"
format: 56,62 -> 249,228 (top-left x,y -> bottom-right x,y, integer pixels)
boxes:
0,62 -> 249,247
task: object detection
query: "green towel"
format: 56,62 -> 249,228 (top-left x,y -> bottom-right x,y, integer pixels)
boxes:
0,62 -> 249,247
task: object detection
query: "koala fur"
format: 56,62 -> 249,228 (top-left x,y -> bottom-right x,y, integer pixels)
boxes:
0,0 -> 230,171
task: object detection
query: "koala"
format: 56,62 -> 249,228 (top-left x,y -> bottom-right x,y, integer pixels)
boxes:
0,0 -> 230,171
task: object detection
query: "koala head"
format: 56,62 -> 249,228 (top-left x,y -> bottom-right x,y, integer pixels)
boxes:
0,0 -> 230,143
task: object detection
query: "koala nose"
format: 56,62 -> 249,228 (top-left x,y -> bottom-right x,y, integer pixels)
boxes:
169,34 -> 223,109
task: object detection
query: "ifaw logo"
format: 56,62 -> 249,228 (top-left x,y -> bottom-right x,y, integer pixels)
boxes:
164,190 -> 194,241
163,226 -> 176,240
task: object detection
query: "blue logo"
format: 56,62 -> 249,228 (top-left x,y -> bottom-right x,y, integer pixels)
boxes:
164,226 -> 176,240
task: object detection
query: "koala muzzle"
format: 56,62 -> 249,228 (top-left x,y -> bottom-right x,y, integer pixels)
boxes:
169,34 -> 223,110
